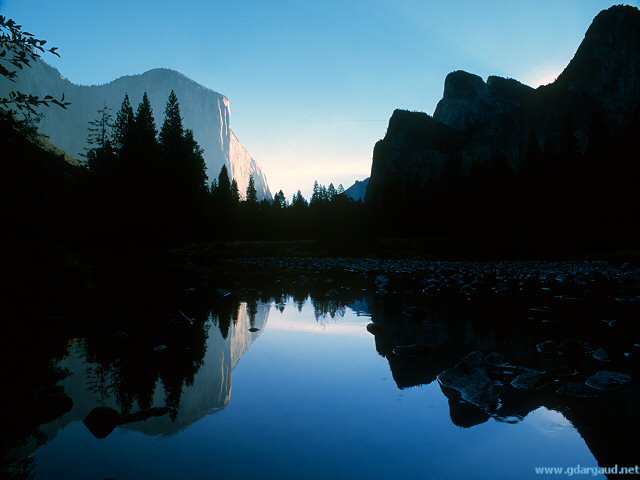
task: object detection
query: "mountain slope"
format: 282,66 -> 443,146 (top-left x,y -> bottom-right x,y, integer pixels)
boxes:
344,177 -> 369,202
0,62 -> 272,200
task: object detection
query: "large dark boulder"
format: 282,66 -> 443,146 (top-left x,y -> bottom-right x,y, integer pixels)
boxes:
437,351 -> 498,411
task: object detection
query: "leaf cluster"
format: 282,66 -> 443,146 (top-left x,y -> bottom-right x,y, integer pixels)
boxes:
0,16 -> 70,123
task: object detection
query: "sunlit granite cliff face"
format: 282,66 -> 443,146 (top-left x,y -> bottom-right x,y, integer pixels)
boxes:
0,62 -> 272,200
366,5 -> 640,204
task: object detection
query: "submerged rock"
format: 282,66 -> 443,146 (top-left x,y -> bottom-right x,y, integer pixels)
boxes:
585,371 -> 632,391
437,351 -> 498,411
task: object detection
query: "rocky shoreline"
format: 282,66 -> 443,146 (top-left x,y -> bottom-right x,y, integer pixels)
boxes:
214,257 -> 640,306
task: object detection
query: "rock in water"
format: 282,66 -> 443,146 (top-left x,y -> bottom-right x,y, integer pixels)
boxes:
585,371 -> 632,391
249,327 -> 260,333
366,323 -> 384,335
592,347 -> 611,362
83,407 -> 122,439
536,340 -> 557,354
392,344 -> 431,358
437,351 -> 498,411
556,382 -> 599,398
510,371 -> 553,392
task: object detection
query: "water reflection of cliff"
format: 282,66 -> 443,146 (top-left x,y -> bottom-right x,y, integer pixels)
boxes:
358,293 -> 639,475
16,299 -> 268,461
92,301 -> 263,434
4,278 -> 639,479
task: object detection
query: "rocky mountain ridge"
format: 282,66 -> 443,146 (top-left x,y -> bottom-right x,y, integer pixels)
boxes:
366,5 -> 640,205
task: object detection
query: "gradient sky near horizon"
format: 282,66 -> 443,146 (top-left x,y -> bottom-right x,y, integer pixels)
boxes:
2,0 -> 637,198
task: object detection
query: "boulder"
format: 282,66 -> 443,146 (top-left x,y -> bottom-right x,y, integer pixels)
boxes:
437,351 -> 498,411
366,323 -> 384,335
510,371 -> 554,392
585,371 -> 632,391
592,347 -> 611,362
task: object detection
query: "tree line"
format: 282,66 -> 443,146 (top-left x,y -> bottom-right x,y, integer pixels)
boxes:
83,90 -> 366,244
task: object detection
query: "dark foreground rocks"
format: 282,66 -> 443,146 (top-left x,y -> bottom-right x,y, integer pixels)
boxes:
437,351 -> 499,411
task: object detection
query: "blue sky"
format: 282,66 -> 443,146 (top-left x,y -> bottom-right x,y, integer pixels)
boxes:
2,0 -> 636,197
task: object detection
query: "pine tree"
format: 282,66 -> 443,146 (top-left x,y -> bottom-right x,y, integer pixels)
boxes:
112,94 -> 135,152
327,183 -> 336,202
310,180 -> 323,206
159,90 -> 183,149
291,190 -> 308,209
274,190 -> 288,209
246,175 -> 258,205
134,92 -> 157,147
231,179 -> 240,205
183,128 -> 207,193
215,165 -> 232,206
84,104 -> 114,174
83,103 -> 113,155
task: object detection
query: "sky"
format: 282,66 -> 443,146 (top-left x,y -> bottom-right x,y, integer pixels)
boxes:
2,0 -> 637,198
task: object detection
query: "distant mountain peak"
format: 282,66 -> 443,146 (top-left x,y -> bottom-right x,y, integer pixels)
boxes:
344,178 -> 369,202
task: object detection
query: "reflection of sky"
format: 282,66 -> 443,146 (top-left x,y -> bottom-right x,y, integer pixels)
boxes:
34,299 -> 604,480
266,298 -> 369,334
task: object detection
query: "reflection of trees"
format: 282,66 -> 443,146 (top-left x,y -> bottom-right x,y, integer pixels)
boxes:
211,298 -> 241,339
82,309 -> 210,418
1,328 -> 71,479
311,296 -> 346,322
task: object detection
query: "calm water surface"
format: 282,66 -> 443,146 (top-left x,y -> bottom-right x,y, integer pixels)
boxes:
20,295 -> 611,480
